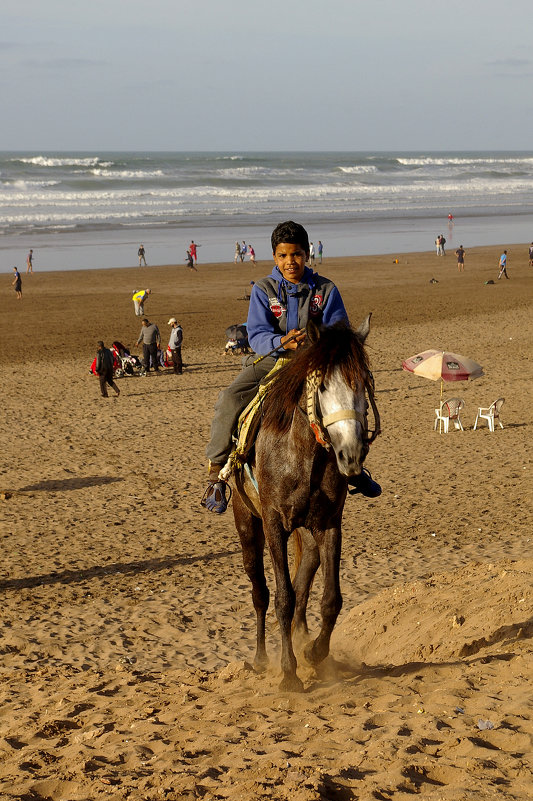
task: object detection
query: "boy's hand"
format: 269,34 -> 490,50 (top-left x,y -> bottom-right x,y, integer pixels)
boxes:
281,329 -> 306,350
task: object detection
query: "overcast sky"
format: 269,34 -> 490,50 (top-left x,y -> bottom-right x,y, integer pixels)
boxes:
2,0 -> 532,151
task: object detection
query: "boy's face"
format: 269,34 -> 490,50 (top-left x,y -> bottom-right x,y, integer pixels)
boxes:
273,242 -> 308,284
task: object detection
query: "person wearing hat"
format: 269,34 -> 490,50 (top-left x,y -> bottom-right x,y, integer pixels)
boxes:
168,318 -> 183,374
132,288 -> 151,316
95,341 -> 120,398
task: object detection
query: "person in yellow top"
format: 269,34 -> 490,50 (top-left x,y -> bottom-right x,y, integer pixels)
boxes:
132,288 -> 151,316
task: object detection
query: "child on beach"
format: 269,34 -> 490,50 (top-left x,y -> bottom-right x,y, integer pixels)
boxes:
12,267 -> 22,299
201,220 -> 381,514
185,250 -> 198,271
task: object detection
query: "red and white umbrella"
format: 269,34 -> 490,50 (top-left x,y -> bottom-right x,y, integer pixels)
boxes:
402,349 -> 484,404
402,349 -> 484,382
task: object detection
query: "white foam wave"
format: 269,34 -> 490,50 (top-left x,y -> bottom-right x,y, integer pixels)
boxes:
89,169 -> 165,179
12,156 -> 112,168
337,165 -> 378,174
397,156 -> 533,167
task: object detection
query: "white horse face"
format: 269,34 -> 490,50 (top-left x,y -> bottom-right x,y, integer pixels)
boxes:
318,366 -> 367,477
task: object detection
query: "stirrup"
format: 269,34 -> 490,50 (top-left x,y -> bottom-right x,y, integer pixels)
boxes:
201,480 -> 232,514
347,467 -> 382,498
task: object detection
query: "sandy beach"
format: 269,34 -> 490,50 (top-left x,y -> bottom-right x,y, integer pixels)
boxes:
1,244 -> 532,800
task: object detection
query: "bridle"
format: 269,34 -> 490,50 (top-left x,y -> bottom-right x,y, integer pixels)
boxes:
305,368 -> 381,452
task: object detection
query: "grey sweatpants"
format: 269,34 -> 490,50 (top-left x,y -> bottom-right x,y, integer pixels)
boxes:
206,355 -> 278,465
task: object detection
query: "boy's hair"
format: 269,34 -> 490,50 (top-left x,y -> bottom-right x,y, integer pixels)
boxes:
271,220 -> 310,254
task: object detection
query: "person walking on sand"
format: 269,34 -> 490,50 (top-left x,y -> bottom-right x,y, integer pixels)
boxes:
234,241 -> 241,263
189,241 -> 199,265
455,245 -> 465,272
26,249 -> 34,274
249,244 -> 256,265
317,240 -> 323,263
132,288 -> 151,316
185,250 -> 198,271
498,250 -> 509,280
138,244 -> 147,266
95,341 -> 120,398
528,242 -> 533,267
240,241 -> 247,262
12,267 -> 22,299
167,317 -> 183,374
137,318 -> 161,373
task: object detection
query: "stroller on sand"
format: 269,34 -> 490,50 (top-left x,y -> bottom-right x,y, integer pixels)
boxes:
224,323 -> 251,356
111,341 -> 146,377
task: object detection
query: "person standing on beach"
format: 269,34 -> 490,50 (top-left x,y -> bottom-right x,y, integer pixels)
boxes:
95,341 -> 120,398
26,249 -> 34,274
132,288 -> 151,316
440,235 -> 446,256
138,244 -> 147,266
12,267 -> 22,299
234,242 -> 241,263
498,250 -> 509,280
435,235 -> 442,256
137,318 -> 161,373
309,242 -> 316,265
317,240 -> 323,263
528,242 -> 533,267
189,241 -> 199,265
240,241 -> 247,262
249,244 -> 256,265
455,245 -> 465,272
167,318 -> 183,374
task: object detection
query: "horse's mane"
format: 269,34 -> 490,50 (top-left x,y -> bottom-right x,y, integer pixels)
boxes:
261,323 -> 370,435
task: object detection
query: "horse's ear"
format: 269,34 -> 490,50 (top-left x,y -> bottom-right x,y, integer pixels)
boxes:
306,318 -> 321,344
356,312 -> 372,342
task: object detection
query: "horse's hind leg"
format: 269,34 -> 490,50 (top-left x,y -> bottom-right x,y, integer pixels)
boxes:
304,526 -> 343,667
292,527 -> 320,638
233,492 -> 269,671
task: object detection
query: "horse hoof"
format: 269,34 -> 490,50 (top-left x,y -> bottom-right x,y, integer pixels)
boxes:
254,657 -> 268,674
304,642 -> 325,666
279,674 -> 304,693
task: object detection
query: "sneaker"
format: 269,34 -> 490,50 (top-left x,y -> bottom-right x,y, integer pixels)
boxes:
201,480 -> 231,514
347,468 -> 382,498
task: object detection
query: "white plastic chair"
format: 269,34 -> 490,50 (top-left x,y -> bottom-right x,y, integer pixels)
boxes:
434,398 -> 465,433
474,398 -> 505,432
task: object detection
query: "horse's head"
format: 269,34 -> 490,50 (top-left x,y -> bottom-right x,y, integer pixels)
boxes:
307,315 -> 379,478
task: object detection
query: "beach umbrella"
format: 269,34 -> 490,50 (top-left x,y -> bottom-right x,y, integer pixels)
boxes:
402,349 -> 484,405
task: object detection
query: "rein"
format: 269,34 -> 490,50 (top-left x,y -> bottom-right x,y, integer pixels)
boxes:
305,369 -> 381,450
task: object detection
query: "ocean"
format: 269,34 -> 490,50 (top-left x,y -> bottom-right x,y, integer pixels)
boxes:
2,151 -> 533,271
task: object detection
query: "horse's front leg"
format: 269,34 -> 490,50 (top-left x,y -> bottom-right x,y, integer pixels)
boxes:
292,527 -> 320,638
304,526 -> 343,667
233,492 -> 269,671
265,520 -> 304,692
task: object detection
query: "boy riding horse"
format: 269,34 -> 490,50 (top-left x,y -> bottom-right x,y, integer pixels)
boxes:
202,220 -> 381,513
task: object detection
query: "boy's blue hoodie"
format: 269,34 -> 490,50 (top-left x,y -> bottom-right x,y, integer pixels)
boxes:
247,265 -> 349,356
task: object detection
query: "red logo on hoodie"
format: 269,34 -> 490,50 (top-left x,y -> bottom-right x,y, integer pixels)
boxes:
269,300 -> 284,318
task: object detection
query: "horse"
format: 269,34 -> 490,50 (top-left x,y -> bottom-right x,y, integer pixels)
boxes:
231,316 -> 380,691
